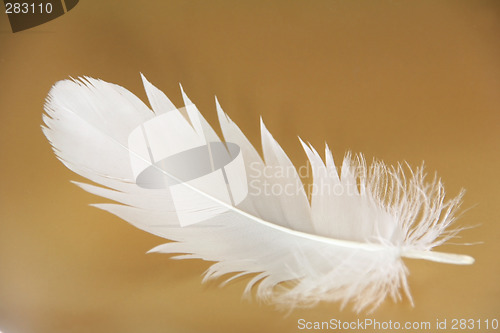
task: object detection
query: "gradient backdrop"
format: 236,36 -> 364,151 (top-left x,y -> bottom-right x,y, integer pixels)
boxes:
0,1 -> 499,332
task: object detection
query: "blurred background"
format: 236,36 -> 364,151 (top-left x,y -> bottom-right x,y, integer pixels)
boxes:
0,1 -> 499,332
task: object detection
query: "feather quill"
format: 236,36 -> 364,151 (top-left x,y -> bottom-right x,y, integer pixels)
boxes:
42,75 -> 473,312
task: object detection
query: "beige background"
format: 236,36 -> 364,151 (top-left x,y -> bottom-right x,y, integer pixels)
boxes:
0,1 -> 499,332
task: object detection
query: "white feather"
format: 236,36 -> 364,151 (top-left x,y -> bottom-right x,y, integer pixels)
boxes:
42,75 -> 473,312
